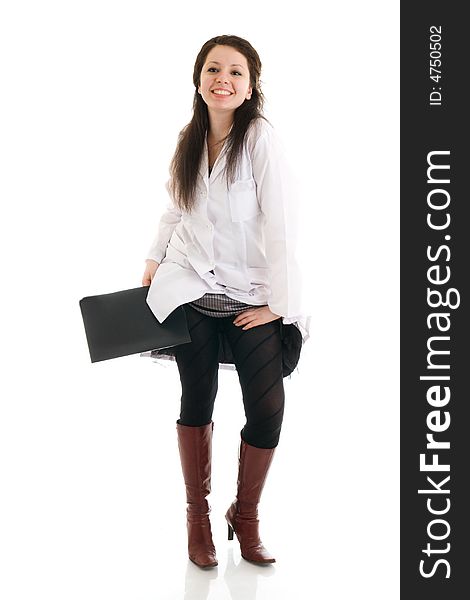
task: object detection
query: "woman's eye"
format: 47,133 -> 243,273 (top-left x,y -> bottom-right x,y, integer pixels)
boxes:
207,67 -> 242,76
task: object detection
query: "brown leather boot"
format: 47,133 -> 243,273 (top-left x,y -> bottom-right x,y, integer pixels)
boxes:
225,437 -> 276,564
176,421 -> 218,568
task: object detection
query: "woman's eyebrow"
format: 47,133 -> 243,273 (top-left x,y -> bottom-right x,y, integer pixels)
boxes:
207,61 -> 245,69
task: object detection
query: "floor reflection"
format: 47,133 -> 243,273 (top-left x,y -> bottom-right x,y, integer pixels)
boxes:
223,548 -> 275,599
183,560 -> 218,600
183,548 -> 275,600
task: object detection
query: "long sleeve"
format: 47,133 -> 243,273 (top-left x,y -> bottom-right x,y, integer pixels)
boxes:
251,124 -> 304,323
145,179 -> 182,263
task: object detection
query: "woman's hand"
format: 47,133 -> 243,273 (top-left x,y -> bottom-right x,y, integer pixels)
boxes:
233,306 -> 281,330
142,259 -> 160,286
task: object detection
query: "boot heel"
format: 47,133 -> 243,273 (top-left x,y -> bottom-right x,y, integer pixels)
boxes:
227,523 -> 234,540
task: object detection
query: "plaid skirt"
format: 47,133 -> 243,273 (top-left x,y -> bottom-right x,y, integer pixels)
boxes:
188,292 -> 263,317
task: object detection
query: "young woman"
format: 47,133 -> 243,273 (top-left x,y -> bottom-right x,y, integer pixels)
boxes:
142,35 -> 309,568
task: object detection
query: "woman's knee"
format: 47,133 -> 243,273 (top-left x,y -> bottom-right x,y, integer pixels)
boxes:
241,421 -> 283,448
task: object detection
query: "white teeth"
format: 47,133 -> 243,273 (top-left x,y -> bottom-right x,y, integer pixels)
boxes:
212,90 -> 231,95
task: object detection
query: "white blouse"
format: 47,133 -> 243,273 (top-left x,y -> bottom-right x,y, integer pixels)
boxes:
145,118 -> 310,342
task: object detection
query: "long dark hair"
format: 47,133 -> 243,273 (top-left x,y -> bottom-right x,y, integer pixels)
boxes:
169,35 -> 268,212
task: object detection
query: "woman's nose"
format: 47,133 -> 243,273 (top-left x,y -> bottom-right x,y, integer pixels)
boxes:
215,72 -> 229,83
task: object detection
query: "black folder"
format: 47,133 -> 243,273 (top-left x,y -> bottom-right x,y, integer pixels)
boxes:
79,285 -> 191,362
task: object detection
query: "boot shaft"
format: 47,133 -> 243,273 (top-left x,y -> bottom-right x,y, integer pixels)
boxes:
236,439 -> 275,508
177,421 -> 214,504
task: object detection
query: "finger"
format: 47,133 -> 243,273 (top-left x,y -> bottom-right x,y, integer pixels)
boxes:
233,311 -> 256,325
235,309 -> 256,319
242,316 -> 265,329
235,316 -> 259,327
234,316 -> 249,326
242,319 -> 261,330
242,314 -> 278,329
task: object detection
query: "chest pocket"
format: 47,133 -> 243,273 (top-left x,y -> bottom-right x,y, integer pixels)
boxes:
228,178 -> 260,222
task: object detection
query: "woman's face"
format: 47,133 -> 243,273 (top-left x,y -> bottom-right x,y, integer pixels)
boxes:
198,45 -> 252,118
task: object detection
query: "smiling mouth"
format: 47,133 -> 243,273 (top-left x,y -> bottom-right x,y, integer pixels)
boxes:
211,90 -> 233,96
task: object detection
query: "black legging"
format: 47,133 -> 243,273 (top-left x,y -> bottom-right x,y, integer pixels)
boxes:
174,304 -> 285,449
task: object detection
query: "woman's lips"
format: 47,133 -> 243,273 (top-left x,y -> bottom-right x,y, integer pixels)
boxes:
211,89 -> 233,96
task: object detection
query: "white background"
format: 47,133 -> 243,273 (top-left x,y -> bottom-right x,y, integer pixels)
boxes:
0,1 -> 399,599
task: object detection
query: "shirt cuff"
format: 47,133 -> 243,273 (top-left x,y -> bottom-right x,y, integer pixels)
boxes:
281,315 -> 311,343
